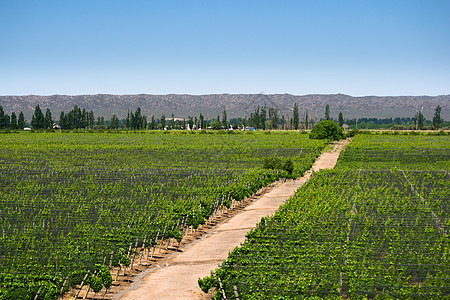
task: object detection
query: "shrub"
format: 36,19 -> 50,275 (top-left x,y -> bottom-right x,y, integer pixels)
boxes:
263,157 -> 282,170
309,120 -> 344,140
263,158 -> 294,174
346,129 -> 361,137
282,159 -> 294,174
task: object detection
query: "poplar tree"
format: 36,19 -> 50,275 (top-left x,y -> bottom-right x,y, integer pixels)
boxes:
199,113 -> 204,129
0,105 -> 4,128
160,114 -> 166,129
31,105 -> 45,129
433,105 -> 442,130
305,110 -> 309,130
338,112 -> 344,127
222,109 -> 228,129
415,111 -> 424,130
10,112 -> 18,129
293,103 -> 299,130
44,108 -> 53,129
259,106 -> 267,130
18,112 -> 25,129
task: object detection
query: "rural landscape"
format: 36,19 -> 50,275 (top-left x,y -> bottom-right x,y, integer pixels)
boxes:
0,99 -> 449,299
2,1 -> 449,299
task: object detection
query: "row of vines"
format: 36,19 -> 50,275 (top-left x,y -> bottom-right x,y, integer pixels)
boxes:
200,134 -> 449,299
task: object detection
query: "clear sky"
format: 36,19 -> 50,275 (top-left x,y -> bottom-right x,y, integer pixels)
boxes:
1,0 -> 449,96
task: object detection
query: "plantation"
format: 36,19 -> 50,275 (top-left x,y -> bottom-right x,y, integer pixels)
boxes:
200,134 -> 450,299
0,131 -> 326,299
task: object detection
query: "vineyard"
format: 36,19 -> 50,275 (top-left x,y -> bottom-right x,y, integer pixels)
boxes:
199,134 -> 450,299
0,131 -> 326,299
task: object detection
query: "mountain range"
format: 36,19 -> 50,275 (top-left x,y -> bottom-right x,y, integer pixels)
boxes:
1,93 -> 449,121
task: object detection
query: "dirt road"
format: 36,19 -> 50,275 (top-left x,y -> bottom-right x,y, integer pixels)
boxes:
115,139 -> 350,300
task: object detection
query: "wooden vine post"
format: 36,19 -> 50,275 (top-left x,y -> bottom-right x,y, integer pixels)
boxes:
73,270 -> 90,299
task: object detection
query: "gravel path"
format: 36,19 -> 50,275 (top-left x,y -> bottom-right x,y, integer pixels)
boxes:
115,139 -> 350,300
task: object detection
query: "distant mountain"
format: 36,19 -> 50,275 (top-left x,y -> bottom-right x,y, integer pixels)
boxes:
1,93 -> 449,121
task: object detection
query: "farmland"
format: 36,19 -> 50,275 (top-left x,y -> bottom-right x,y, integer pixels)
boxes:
0,131 -> 326,299
200,134 -> 450,299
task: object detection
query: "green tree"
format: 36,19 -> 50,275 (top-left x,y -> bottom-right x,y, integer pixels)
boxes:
222,108 -> 228,129
128,107 -> 145,129
126,110 -> 130,128
309,120 -> 344,140
10,112 -> 18,129
160,114 -> 166,129
150,115 -> 157,129
142,115 -> 147,129
3,113 -> 10,129
269,107 -> 279,129
293,103 -> 299,130
359,120 -> 367,129
60,111 -> 68,129
110,114 -> 119,129
250,107 -> 259,129
199,113 -> 204,129
416,110 -> 424,130
18,111 -> 25,129
0,105 -> 5,128
44,108 -> 53,129
212,121 -> 220,130
88,110 -> 95,129
338,112 -> 344,127
259,106 -> 267,130
135,107 -> 142,129
169,113 -> 174,129
305,110 -> 309,130
433,105 -> 442,130
0,106 -> 11,129
81,108 -> 87,128
31,105 -> 45,129
188,116 -> 194,130
325,104 -> 330,120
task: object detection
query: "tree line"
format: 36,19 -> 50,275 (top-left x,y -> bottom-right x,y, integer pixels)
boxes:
0,104 -> 445,131
0,106 -> 26,129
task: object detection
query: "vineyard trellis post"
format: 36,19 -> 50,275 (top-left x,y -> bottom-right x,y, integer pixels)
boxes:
73,270 -> 90,299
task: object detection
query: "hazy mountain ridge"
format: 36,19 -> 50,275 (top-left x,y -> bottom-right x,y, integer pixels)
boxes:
1,93 -> 449,120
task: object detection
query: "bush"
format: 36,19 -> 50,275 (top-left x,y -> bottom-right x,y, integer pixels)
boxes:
282,159 -> 294,174
88,275 -> 103,293
263,158 -> 294,174
309,120 -> 344,140
263,157 -> 282,170
346,129 -> 361,137
198,273 -> 217,294
212,121 -> 220,130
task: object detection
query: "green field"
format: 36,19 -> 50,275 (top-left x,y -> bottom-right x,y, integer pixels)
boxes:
200,134 -> 450,299
0,131 -> 326,299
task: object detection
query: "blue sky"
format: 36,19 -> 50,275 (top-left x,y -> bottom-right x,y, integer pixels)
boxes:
1,0 -> 449,96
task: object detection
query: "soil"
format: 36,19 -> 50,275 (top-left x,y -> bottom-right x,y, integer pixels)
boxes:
69,139 -> 350,300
